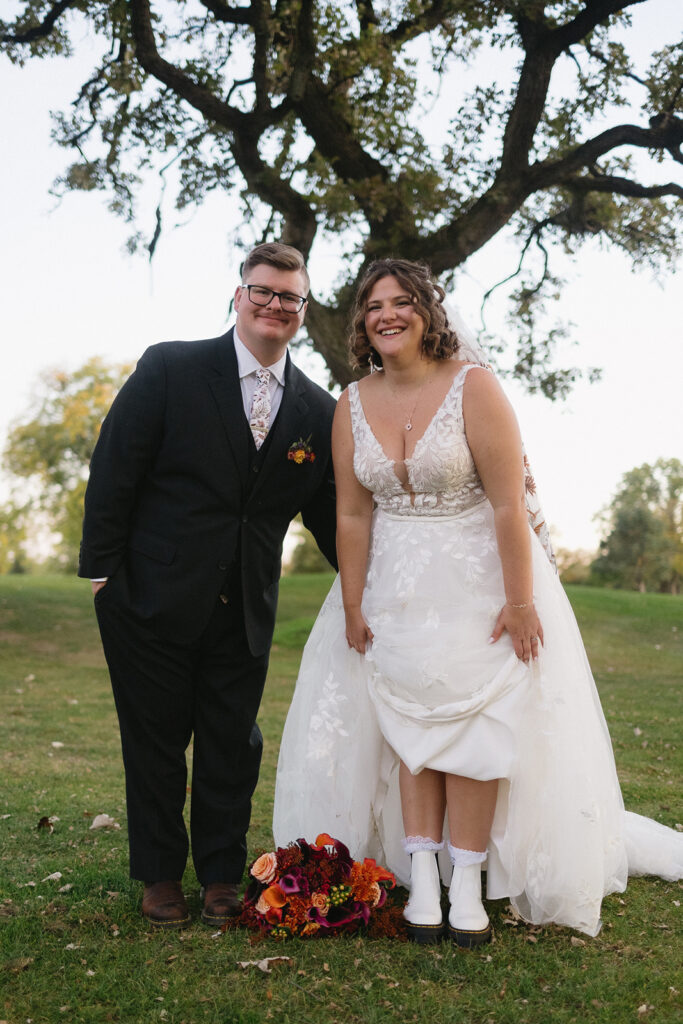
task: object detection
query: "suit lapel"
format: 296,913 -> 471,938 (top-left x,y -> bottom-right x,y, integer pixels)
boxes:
207,330 -> 251,490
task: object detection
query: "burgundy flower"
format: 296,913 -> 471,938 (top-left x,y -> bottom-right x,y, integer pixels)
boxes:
278,868 -> 310,896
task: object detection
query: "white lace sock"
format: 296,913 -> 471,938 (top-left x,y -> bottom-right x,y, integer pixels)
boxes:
447,842 -> 487,867
402,835 -> 445,855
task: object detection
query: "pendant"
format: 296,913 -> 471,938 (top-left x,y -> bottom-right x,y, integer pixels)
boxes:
405,423 -> 412,431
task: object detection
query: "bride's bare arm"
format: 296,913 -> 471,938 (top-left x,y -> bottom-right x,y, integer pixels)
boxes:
462,368 -> 543,663
332,390 -> 375,652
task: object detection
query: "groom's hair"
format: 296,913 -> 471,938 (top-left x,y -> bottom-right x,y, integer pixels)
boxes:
241,243 -> 310,293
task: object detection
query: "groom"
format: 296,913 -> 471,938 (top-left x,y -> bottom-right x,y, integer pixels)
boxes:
79,243 -> 337,928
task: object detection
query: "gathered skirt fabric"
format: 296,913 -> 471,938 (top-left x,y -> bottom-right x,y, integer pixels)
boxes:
274,502 -> 683,936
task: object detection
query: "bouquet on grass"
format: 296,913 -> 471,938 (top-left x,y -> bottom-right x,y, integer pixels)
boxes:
239,833 -> 400,939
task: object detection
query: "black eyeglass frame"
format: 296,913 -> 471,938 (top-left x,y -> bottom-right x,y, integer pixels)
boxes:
242,284 -> 307,313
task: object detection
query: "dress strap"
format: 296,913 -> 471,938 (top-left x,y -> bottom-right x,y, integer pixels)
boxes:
346,381 -> 365,447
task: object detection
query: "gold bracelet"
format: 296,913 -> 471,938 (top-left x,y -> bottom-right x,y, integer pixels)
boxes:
507,600 -> 532,609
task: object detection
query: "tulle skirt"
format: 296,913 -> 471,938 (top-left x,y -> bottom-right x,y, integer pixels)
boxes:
273,503 -> 683,935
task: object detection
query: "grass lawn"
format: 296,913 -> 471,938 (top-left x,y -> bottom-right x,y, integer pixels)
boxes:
0,574 -> 681,1024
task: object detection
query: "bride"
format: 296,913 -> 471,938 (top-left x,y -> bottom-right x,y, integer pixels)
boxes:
273,258 -> 682,943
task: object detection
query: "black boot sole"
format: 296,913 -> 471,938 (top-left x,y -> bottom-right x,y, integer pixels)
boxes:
405,920 -> 446,944
448,923 -> 492,948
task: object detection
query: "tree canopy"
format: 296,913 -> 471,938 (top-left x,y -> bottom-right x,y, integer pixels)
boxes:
592,458 -> 683,593
2,358 -> 132,570
2,1 -> 682,393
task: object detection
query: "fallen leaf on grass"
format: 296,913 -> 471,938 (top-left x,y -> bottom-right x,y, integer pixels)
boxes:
4,957 -> 34,973
65,943 -> 81,950
89,814 -> 120,830
37,816 -> 59,833
0,814 -> 11,820
58,884 -> 73,893
51,741 -> 65,749
237,957 -> 293,974
637,1005 -> 654,1016
570,937 -> 586,947
41,872 -> 63,883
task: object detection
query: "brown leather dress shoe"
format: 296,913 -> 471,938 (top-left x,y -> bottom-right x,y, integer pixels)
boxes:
200,882 -> 242,926
142,881 -> 190,929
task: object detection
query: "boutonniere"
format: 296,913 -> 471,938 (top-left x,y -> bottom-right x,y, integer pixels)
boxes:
287,435 -> 316,464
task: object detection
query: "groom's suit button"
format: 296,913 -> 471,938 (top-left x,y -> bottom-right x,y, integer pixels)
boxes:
242,515 -> 248,523
218,562 -> 228,570
252,466 -> 259,473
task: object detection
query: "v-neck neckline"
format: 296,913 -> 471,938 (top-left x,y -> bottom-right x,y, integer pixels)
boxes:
354,364 -> 469,471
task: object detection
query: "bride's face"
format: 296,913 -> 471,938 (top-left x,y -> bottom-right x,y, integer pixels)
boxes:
364,276 -> 425,362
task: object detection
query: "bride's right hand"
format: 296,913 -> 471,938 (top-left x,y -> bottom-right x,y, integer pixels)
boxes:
345,608 -> 374,654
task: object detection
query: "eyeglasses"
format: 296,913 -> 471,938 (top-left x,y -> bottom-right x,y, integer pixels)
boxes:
242,285 -> 307,314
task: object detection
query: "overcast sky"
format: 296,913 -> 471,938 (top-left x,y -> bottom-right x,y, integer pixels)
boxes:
1,1 -> 682,554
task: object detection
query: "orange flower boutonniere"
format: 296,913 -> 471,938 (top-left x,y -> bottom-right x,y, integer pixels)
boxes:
287,435 -> 316,464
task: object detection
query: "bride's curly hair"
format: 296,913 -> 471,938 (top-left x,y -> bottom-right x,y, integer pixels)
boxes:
349,259 -> 460,371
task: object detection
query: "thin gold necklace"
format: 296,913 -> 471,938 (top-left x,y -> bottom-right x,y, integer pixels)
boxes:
385,370 -> 435,431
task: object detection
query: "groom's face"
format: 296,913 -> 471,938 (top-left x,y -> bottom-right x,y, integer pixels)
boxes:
234,263 -> 308,360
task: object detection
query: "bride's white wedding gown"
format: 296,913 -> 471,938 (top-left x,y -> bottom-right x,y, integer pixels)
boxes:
273,366 -> 682,936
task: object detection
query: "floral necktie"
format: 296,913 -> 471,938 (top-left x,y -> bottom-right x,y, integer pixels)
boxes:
249,368 -> 271,449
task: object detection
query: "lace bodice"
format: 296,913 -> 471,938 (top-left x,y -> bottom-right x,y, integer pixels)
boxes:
348,365 -> 487,517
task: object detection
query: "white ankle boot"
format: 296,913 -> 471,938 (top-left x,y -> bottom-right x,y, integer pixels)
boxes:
403,851 -> 444,943
448,863 -> 491,947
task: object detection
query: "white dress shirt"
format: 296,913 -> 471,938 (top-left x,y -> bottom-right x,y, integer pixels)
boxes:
233,329 -> 286,423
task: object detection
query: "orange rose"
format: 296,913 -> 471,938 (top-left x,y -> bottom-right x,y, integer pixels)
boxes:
251,851 -> 278,884
310,891 -> 330,916
255,893 -> 270,914
293,449 -> 305,464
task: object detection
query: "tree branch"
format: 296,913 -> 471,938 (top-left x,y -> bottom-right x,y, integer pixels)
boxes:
499,0 -> 648,177
548,0 -> 648,54
129,0 -> 317,252
355,0 -> 379,33
563,173 -> 683,201
1,0 -> 76,44
532,118 -> 683,186
197,0 -> 253,26
386,0 -> 463,46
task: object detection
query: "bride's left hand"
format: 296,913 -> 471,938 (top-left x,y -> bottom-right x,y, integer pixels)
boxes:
489,604 -> 543,664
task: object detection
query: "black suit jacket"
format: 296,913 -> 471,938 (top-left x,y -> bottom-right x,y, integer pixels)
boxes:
78,330 -> 337,655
